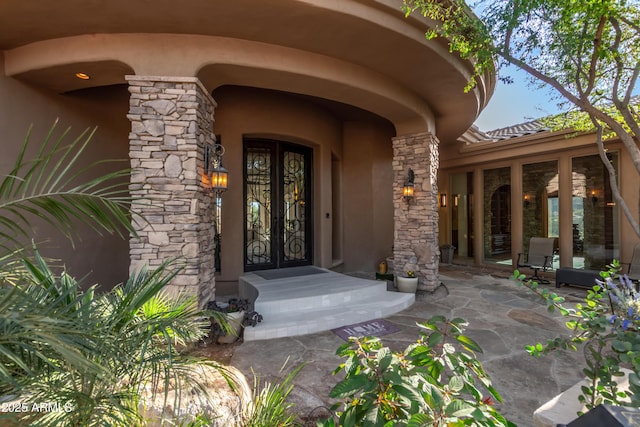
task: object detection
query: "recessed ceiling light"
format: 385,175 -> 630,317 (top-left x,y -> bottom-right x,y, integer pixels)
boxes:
75,72 -> 90,80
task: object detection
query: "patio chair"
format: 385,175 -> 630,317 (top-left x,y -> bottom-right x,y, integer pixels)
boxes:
622,243 -> 640,285
516,237 -> 556,284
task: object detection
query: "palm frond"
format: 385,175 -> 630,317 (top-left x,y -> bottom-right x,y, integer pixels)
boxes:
0,121 -> 136,251
243,361 -> 305,427
0,122 -> 241,425
2,254 -> 238,426
0,246 -> 29,286
0,274 -> 104,393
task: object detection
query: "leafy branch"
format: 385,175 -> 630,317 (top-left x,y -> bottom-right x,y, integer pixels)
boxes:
403,0 -> 640,238
320,316 -> 514,426
0,120 -> 135,253
511,262 -> 640,412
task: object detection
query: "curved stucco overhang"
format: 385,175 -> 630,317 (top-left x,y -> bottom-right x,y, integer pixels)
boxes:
4,34 -> 435,135
0,0 -> 494,140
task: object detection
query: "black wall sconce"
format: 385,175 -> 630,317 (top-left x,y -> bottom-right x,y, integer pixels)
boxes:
439,193 -> 447,208
402,169 -> 415,205
523,194 -> 531,208
591,190 -> 598,206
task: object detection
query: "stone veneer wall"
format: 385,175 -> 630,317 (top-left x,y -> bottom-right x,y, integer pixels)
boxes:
127,76 -> 216,306
392,132 -> 440,291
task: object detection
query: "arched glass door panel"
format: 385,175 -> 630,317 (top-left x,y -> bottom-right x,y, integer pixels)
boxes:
244,140 -> 312,271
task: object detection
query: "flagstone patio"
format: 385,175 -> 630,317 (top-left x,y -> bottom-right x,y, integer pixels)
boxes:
231,264 -> 589,426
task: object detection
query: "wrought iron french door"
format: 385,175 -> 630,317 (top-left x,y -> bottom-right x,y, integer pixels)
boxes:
244,140 -> 312,271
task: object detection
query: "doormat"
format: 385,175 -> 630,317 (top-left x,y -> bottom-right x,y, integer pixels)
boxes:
332,319 -> 400,341
254,266 -> 327,280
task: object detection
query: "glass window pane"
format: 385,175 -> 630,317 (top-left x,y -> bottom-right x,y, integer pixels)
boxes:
282,150 -> 307,262
245,147 -> 272,266
522,161 -> 559,265
571,154 -> 619,269
484,167 -> 511,263
450,172 -> 474,259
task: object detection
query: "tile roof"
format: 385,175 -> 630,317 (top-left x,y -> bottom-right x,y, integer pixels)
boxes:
465,96 -> 640,144
459,119 -> 549,145
457,125 -> 493,144
485,119 -> 548,140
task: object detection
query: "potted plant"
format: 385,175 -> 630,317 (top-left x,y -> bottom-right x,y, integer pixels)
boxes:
440,244 -> 456,265
207,298 -> 263,344
396,270 -> 419,293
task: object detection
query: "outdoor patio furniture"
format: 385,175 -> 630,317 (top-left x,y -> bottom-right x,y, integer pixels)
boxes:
555,267 -> 600,289
517,237 -> 556,284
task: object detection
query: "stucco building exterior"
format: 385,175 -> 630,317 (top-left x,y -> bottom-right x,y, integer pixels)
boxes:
439,121 -> 640,275
0,1 -> 493,301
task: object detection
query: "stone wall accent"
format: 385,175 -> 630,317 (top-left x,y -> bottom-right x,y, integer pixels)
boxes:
392,132 -> 440,291
127,76 -> 217,306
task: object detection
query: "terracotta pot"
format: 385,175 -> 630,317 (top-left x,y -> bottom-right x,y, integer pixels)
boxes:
396,276 -> 418,293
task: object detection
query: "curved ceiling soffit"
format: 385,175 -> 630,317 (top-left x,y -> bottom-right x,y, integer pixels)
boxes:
10,59 -> 135,93
4,33 -> 436,134
289,0 -> 494,135
392,2 -> 495,132
299,0 -> 488,95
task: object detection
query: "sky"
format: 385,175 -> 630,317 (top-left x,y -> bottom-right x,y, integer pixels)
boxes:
473,65 -> 563,132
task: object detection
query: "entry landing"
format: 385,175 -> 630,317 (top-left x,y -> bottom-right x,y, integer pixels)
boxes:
239,266 -> 414,341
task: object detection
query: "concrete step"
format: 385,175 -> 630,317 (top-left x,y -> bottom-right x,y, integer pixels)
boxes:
239,267 -> 414,341
243,291 -> 414,341
254,277 -> 389,318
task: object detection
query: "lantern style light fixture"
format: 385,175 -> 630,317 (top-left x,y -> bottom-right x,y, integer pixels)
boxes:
209,143 -> 228,194
402,169 -> 415,205
204,141 -> 227,273
591,189 -> 598,206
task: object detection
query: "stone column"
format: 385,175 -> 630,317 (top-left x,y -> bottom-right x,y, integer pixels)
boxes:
392,132 -> 440,291
126,75 -> 216,306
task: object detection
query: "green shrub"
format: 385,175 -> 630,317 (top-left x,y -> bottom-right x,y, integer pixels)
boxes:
0,252 -> 229,426
513,262 -> 640,412
0,123 -> 234,426
321,316 -> 514,427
